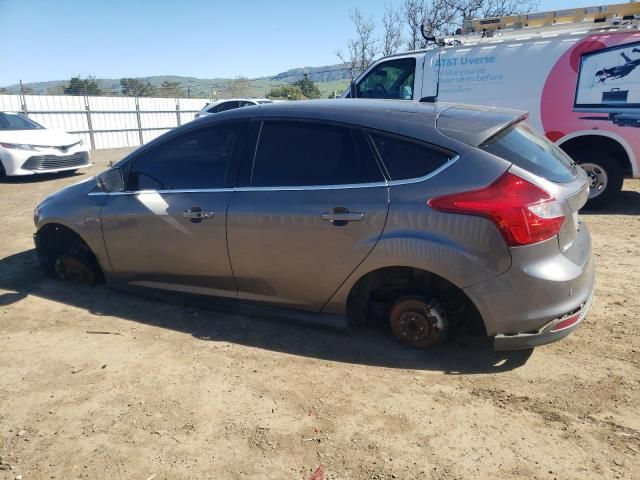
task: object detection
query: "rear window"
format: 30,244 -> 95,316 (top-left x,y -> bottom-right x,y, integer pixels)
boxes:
481,123 -> 578,183
370,133 -> 451,181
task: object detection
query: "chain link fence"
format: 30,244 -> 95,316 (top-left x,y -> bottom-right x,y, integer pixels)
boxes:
0,93 -> 211,150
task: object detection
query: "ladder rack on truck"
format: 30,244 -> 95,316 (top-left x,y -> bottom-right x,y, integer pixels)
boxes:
427,2 -> 640,48
462,2 -> 640,35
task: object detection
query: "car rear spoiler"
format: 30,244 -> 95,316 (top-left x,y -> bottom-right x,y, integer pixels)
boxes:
436,105 -> 528,147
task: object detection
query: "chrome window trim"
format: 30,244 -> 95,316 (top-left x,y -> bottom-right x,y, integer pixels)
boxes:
88,181 -> 390,196
235,180 -> 389,192
86,156 -> 457,197
387,154 -> 459,186
88,188 -> 234,196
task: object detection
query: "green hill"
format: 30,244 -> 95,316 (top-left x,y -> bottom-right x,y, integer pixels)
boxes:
2,64 -> 352,98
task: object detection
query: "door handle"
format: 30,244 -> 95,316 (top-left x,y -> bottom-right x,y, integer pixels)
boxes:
321,207 -> 364,226
183,207 -> 214,221
321,212 -> 364,222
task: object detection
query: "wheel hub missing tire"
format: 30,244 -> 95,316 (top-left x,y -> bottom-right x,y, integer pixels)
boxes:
390,297 -> 448,349
54,255 -> 95,285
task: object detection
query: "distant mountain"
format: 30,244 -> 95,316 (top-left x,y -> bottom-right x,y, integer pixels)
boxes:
1,64 -> 351,98
272,64 -> 350,83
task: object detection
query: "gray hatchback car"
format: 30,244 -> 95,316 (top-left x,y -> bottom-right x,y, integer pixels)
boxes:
33,100 -> 594,350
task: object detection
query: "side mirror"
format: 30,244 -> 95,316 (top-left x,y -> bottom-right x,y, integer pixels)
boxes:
97,168 -> 125,193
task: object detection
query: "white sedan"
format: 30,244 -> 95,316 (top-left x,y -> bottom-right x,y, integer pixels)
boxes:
0,112 -> 91,177
194,98 -> 274,118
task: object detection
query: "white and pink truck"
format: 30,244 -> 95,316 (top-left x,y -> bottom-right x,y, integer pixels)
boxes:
344,6 -> 640,207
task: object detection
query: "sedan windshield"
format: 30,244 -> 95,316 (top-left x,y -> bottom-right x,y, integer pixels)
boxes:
0,112 -> 44,130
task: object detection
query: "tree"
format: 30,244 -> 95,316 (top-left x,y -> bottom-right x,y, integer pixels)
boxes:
157,81 -> 184,98
266,85 -> 306,100
292,74 -> 321,99
47,85 -> 66,95
225,76 -> 251,97
403,0 -> 427,50
415,0 -> 539,38
120,78 -> 157,97
63,76 -> 101,95
382,5 -> 403,56
336,8 -> 378,81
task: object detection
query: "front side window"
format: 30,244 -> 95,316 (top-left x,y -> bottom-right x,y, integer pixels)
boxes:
128,123 -> 242,191
371,133 -> 452,181
251,121 -> 383,187
0,112 -> 44,130
356,58 -> 416,100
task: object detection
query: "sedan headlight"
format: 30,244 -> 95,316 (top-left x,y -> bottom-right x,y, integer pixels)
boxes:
0,142 -> 39,151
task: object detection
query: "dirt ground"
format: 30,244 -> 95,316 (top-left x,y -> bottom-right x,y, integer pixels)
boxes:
0,161 -> 638,480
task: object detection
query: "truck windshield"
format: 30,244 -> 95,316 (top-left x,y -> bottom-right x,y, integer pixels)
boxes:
481,122 -> 579,183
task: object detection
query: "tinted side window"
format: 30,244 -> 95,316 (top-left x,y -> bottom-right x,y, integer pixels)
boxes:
356,58 -> 416,100
128,123 -> 242,191
481,123 -> 578,183
218,101 -> 240,112
239,101 -> 255,107
251,122 -> 383,187
371,133 -> 451,180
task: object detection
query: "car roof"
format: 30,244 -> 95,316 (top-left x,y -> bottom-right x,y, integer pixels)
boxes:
195,99 -> 525,146
204,98 -> 270,107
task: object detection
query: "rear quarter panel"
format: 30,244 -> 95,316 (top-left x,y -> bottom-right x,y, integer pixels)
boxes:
323,146 -> 512,315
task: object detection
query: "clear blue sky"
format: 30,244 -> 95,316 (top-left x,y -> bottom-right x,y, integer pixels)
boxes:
0,0 -> 625,86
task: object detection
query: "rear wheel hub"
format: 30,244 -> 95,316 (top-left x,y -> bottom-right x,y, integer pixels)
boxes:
389,297 -> 447,349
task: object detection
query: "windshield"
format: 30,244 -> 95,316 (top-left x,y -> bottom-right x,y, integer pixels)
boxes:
0,112 -> 44,130
481,122 -> 579,183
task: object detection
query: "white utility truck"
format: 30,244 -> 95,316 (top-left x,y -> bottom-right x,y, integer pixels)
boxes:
344,3 -> 640,207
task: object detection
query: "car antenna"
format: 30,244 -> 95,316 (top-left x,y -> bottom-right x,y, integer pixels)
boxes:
420,52 -> 441,103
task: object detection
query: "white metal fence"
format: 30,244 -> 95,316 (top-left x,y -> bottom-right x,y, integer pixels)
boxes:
0,94 -> 210,150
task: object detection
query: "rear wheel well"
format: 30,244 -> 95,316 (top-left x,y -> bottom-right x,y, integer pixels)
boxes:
36,223 -> 103,281
559,135 -> 631,177
346,267 -> 485,335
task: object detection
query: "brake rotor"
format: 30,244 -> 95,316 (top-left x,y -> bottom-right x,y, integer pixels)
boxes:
389,297 -> 447,349
54,255 -> 96,285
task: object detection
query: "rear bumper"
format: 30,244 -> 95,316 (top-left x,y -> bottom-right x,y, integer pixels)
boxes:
493,292 -> 593,351
463,226 -> 595,349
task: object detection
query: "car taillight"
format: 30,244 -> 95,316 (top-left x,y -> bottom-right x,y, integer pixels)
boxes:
428,172 -> 564,247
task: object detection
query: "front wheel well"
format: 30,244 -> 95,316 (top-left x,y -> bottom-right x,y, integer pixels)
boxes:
345,266 -> 485,335
36,223 -> 103,281
559,135 -> 632,177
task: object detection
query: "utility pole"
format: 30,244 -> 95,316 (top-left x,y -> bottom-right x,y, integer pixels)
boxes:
19,80 -> 27,115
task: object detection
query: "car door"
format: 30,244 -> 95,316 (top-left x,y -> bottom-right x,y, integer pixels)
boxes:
227,119 -> 389,311
100,121 -> 247,297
